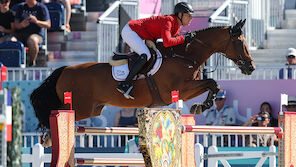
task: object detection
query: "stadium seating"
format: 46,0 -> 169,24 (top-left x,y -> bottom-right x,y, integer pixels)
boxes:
0,41 -> 25,67
44,2 -> 65,32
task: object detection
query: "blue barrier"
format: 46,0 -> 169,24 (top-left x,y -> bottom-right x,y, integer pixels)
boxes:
217,147 -> 278,166
4,81 -> 42,132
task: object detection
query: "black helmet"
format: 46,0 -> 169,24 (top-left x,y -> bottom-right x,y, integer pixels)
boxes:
174,2 -> 194,15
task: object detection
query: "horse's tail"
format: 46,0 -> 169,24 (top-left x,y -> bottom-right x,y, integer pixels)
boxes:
30,66 -> 66,132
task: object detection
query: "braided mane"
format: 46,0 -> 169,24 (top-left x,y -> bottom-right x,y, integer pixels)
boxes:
193,26 -> 228,34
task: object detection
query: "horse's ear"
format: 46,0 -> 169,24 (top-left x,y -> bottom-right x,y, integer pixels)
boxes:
235,19 -> 246,29
240,19 -> 246,28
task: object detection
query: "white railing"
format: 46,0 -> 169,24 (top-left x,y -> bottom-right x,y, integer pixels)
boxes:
22,143 -> 143,167
23,137 -> 277,167
203,65 -> 296,80
161,0 -> 284,49
195,133 -> 277,148
74,134 -> 138,148
161,0 -> 225,15
22,132 -> 137,148
209,0 -> 284,48
23,144 -> 277,167
22,131 -> 276,148
208,0 -> 285,67
3,65 -> 296,82
195,144 -> 277,167
22,132 -> 41,148
4,67 -> 54,81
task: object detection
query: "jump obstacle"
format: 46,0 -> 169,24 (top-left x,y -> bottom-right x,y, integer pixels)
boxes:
49,108 -> 295,167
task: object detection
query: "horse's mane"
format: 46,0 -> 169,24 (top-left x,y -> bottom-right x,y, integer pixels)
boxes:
193,26 -> 228,34
179,26 -> 230,61
163,26 -> 230,58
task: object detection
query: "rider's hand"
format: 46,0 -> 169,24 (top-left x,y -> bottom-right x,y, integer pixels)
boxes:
183,31 -> 196,43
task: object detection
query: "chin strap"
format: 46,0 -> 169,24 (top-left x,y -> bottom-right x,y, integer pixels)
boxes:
176,13 -> 184,25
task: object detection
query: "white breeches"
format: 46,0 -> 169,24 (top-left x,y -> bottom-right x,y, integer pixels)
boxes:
121,24 -> 151,60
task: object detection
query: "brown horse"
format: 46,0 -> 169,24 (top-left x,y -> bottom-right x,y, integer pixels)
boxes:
31,20 -> 255,132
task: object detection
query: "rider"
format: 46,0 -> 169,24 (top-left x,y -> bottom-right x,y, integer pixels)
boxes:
117,2 -> 196,99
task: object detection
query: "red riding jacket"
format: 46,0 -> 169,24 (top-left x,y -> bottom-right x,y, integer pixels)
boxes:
128,15 -> 185,47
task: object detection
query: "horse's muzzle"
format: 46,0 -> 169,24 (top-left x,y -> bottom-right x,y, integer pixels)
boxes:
240,61 -> 255,75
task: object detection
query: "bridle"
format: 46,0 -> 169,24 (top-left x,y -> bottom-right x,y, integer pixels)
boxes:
191,27 -> 253,72
228,27 -> 253,68
170,26 -> 253,76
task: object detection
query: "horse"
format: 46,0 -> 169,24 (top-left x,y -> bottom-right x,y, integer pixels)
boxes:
31,19 -> 255,134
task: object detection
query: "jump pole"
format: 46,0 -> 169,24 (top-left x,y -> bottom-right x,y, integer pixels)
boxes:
50,108 -> 195,167
49,110 -> 293,167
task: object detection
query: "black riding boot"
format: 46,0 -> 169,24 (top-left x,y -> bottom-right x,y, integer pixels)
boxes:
117,54 -> 148,99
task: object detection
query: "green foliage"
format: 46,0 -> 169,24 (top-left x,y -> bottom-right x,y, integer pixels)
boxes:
7,88 -> 23,167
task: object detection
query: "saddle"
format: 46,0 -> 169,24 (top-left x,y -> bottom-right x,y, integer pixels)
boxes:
110,40 -> 158,74
110,40 -> 167,107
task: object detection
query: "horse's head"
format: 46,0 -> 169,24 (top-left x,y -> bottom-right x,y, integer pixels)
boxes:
225,19 -> 255,75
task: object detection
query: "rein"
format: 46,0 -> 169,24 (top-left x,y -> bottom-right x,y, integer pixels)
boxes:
190,29 -> 233,74
171,52 -> 199,67
191,28 -> 247,74
168,27 -> 248,78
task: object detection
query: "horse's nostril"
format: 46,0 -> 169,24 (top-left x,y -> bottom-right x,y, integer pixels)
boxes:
248,64 -> 255,71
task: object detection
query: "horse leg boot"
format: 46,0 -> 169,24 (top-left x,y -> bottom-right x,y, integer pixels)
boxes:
117,54 -> 148,99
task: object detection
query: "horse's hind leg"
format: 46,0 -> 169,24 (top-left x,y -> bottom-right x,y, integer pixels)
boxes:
190,79 -> 220,114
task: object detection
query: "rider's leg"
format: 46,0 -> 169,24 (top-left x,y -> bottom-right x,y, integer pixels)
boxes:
117,24 -> 151,99
117,54 -> 147,99
121,24 -> 151,59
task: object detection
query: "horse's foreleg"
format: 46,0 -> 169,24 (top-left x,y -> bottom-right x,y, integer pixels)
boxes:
181,79 -> 220,114
193,79 -> 220,114
201,81 -> 220,107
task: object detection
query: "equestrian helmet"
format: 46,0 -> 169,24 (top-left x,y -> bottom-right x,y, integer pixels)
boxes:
174,2 -> 194,15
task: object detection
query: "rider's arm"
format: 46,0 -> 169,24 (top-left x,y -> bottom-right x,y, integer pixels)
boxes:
161,20 -> 185,47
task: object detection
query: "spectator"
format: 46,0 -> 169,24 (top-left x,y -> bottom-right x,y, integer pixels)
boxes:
0,0 -> 17,44
204,89 -> 236,126
203,89 -> 236,146
259,102 -> 278,127
9,0 -> 24,9
279,47 -> 296,79
283,96 -> 296,112
243,112 -> 279,147
114,108 -> 138,146
14,0 -> 50,66
42,0 -> 71,32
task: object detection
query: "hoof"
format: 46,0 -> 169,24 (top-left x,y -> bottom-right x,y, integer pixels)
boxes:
41,131 -> 52,147
190,103 -> 204,115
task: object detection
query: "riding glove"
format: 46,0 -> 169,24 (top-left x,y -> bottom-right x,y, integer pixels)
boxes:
183,31 -> 196,43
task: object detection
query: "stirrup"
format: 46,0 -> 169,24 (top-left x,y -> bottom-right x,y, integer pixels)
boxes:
123,86 -> 134,100
117,85 -> 134,100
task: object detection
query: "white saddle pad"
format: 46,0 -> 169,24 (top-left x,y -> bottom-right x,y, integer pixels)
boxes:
112,50 -> 162,81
